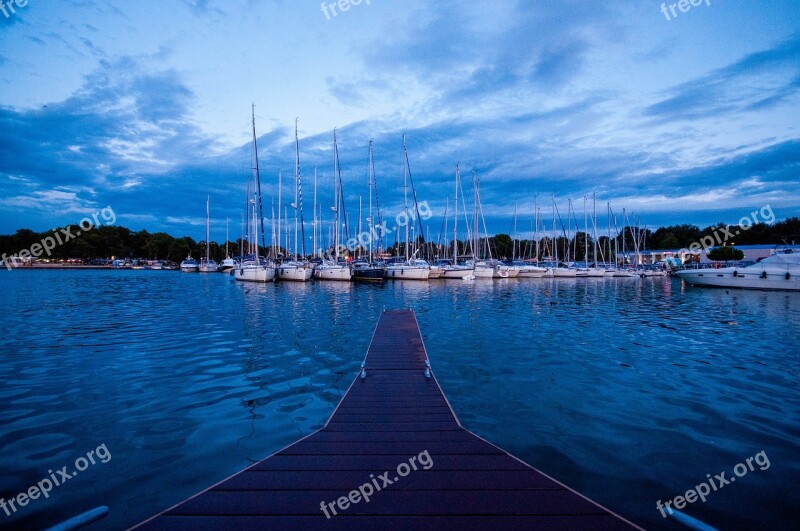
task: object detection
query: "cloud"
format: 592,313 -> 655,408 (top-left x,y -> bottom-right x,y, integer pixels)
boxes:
645,33 -> 800,120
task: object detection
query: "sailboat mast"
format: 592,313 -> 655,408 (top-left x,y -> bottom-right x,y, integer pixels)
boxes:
251,104 -> 267,252
512,201 -> 518,260
368,140 -> 374,262
593,194 -> 598,268
552,195 -> 557,263
402,135 -> 409,261
277,170 -> 282,257
294,120 -> 299,261
333,129 -> 339,259
473,171 -> 478,260
205,194 -> 210,262
313,166 -> 317,258
534,195 -> 539,261
454,163 -> 459,261
584,196 -> 589,266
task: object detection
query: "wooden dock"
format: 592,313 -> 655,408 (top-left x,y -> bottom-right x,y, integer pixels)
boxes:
135,309 -> 641,530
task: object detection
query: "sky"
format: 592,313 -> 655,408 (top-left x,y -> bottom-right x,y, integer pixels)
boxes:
1,0 -> 799,244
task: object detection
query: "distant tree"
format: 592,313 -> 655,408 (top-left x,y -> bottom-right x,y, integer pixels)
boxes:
491,233 -> 513,259
707,246 -> 744,261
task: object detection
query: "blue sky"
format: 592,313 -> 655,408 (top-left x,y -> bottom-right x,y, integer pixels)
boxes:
1,0 -> 798,242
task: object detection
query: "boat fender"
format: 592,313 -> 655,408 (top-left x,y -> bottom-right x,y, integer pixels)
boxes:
787,272 -> 791,280
732,270 -> 737,277
761,271 -> 767,279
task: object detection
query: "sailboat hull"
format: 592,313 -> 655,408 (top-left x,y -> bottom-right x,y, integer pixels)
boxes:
552,268 -> 577,278
276,265 -> 313,282
234,265 -> 276,283
516,267 -> 548,278
439,267 -> 474,279
353,267 -> 386,282
314,266 -> 352,281
386,266 -> 430,280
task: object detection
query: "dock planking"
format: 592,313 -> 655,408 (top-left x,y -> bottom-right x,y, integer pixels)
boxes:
134,309 -> 641,530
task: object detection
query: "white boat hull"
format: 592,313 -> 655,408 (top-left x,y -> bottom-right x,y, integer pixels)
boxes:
552,268 -> 577,278
276,265 -> 313,282
234,265 -> 276,283
473,267 -> 496,278
314,266 -> 352,281
440,267 -> 475,279
676,268 -> 800,291
516,267 -> 548,278
386,266 -> 430,280
198,264 -> 219,273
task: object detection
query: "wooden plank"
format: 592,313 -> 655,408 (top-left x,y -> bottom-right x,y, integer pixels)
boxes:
165,490 -> 606,516
140,514 -> 627,531
215,470 -> 566,491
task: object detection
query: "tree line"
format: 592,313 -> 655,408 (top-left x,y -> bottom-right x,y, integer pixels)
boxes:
1,217 -> 798,262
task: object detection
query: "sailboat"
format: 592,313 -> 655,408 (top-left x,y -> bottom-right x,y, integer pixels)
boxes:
276,119 -> 313,282
386,136 -> 430,280
234,104 -> 276,283
353,140 -> 386,282
439,163 -> 476,279
577,195 -> 605,277
314,129 -> 352,281
219,218 -> 236,272
471,172 -> 509,279
550,196 -> 576,278
198,195 -> 220,273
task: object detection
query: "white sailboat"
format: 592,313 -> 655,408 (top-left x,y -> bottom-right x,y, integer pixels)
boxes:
235,104 -> 276,283
315,129 -> 352,281
277,119 -> 313,282
198,195 -> 220,273
220,218 -> 236,272
470,172 -> 509,279
577,195 -> 605,277
550,196 -> 576,278
440,164 -> 475,279
386,136 -> 430,280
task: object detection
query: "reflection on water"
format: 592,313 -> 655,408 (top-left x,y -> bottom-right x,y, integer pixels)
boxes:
0,271 -> 798,529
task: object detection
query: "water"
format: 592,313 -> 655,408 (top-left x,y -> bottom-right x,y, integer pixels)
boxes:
0,271 -> 798,529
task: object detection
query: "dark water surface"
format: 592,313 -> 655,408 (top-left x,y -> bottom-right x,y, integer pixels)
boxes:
1,270 -> 798,529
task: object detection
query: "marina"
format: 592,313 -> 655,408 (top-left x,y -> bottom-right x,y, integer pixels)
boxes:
1,2 -> 799,530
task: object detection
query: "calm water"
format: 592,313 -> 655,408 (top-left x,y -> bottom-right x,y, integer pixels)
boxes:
1,270 -> 798,529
